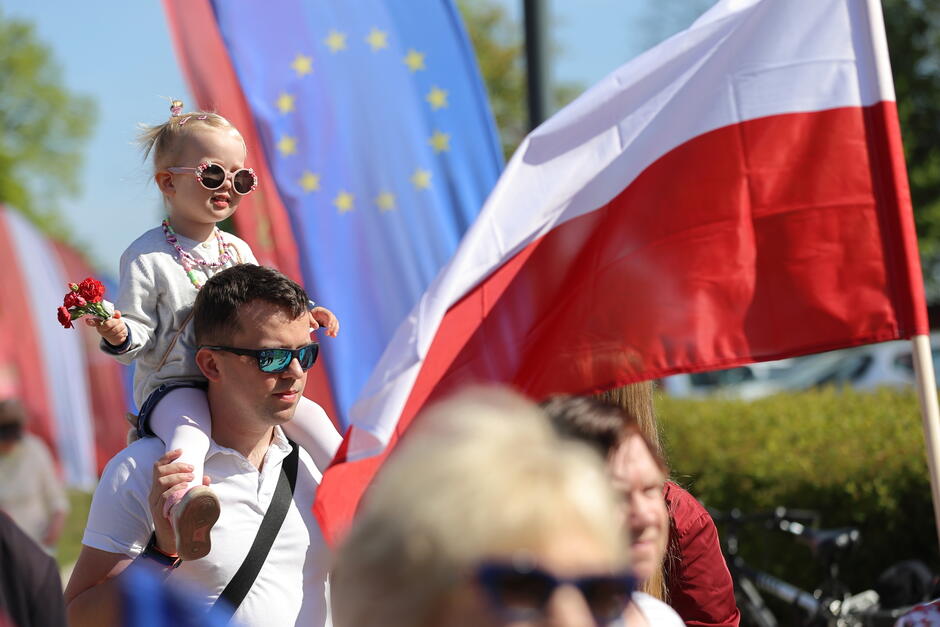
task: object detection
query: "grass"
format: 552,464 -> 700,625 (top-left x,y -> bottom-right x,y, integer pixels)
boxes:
57,489 -> 93,569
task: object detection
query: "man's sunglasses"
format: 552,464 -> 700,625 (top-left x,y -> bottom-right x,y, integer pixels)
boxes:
476,562 -> 635,624
166,162 -> 258,195
199,343 -> 318,373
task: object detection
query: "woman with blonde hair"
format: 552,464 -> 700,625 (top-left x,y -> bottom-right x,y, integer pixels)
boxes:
331,386 -> 648,627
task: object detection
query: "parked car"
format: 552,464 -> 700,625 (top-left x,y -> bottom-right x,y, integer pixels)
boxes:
660,359 -> 797,398
726,335 -> 940,400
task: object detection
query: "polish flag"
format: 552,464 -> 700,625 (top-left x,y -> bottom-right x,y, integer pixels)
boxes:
315,0 -> 927,542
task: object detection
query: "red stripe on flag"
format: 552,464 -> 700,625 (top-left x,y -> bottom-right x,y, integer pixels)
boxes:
0,207 -> 56,453
162,0 -> 339,424
51,242 -> 129,474
315,103 -> 927,543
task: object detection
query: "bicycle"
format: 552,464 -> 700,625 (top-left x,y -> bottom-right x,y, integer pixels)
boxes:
708,507 -> 915,627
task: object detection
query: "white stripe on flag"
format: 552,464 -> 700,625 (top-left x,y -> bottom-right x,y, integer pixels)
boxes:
7,211 -> 97,489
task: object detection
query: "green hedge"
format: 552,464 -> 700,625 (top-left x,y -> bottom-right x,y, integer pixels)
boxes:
655,387 -> 936,594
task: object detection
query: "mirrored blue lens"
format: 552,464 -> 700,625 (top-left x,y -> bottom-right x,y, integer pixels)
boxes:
298,344 -> 318,370
257,349 -> 292,373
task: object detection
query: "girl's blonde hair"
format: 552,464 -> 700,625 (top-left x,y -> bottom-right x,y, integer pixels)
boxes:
136,100 -> 241,173
331,386 -> 629,627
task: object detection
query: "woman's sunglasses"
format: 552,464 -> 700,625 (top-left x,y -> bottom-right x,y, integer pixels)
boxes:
476,562 -> 635,624
199,343 -> 318,373
166,162 -> 258,195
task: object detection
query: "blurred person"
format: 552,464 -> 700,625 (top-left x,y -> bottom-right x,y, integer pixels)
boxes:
332,386 -> 653,627
0,510 -> 66,627
89,100 -> 340,561
65,265 -> 332,627
0,399 -> 68,554
62,561 -> 233,627
544,393 -> 736,626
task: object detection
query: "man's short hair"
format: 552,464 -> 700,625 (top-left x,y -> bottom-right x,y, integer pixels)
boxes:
193,264 -> 310,345
540,394 -> 668,473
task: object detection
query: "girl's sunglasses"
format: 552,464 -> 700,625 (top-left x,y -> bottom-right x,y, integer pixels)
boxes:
166,162 -> 258,195
476,562 -> 635,624
199,343 -> 318,373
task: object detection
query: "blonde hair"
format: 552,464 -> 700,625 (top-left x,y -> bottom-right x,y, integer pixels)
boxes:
331,386 -> 628,627
136,100 -> 241,173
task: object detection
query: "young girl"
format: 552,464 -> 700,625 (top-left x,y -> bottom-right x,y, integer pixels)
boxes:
92,101 -> 342,561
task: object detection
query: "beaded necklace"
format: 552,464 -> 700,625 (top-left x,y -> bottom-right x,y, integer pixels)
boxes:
162,219 -> 234,289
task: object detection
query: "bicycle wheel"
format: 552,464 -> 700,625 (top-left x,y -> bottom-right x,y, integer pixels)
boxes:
737,579 -> 779,627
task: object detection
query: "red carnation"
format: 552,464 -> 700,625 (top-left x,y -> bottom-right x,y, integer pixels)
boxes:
63,292 -> 86,309
57,306 -> 73,329
77,277 -> 105,303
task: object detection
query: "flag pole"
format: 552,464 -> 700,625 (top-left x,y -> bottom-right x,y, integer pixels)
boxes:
910,335 -> 940,548
523,0 -> 549,129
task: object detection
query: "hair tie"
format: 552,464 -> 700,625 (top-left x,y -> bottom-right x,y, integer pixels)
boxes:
170,99 -> 184,117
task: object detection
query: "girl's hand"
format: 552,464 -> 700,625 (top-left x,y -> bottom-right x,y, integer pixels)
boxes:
310,307 -> 339,338
88,310 -> 128,346
147,450 -> 211,556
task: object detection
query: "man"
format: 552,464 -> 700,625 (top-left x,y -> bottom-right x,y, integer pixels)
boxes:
0,399 -> 69,553
65,264 -> 335,626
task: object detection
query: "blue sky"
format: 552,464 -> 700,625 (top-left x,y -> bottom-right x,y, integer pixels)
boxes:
4,1 -> 709,276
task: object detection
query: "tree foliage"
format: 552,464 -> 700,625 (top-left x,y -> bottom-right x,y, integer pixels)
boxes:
883,0 -> 940,293
456,1 -> 581,160
0,11 -> 95,239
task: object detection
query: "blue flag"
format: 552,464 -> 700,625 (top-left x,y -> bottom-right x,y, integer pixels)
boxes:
209,0 -> 503,422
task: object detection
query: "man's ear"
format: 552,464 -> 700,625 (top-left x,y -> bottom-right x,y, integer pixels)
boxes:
195,347 -> 222,382
155,171 -> 175,196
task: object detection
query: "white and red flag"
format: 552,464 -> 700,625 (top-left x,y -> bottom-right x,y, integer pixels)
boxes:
315,0 -> 927,542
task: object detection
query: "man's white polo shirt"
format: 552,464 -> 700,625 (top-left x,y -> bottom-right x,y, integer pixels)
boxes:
83,427 -> 331,626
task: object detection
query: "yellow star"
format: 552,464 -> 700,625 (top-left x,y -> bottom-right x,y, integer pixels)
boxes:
403,49 -> 425,72
299,171 -> 320,192
325,30 -> 347,53
277,135 -> 298,156
291,54 -> 313,76
334,191 -> 354,213
429,130 -> 450,153
426,86 -> 448,110
365,27 -> 388,51
410,168 -> 432,189
276,92 -> 296,114
375,191 -> 396,212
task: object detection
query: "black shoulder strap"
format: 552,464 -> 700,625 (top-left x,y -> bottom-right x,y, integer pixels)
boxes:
213,439 -> 300,620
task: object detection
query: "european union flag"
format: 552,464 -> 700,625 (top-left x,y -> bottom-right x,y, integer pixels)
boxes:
209,0 -> 503,421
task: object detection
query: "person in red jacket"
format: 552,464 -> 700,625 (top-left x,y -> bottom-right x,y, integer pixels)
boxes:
663,481 -> 740,626
547,386 -> 740,627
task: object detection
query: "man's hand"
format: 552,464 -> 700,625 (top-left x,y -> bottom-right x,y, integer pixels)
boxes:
147,449 -> 209,555
310,307 -> 339,337
87,310 -> 128,346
